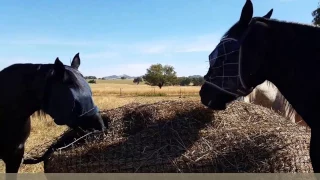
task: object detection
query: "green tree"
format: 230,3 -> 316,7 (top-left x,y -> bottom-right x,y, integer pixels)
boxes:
312,2 -> 320,26
142,64 -> 178,87
178,77 -> 192,86
121,76 -> 126,80
192,77 -> 205,86
162,65 -> 178,85
88,79 -> 96,84
84,76 -> 97,79
133,77 -> 143,85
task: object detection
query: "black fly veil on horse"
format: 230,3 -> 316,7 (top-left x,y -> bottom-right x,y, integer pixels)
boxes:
204,18 -> 269,98
43,66 -> 99,128
205,33 -> 254,97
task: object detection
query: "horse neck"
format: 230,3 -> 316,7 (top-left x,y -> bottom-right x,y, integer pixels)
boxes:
263,20 -> 320,123
0,64 -> 50,120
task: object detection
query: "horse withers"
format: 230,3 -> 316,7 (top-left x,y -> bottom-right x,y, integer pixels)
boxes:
199,0 -> 320,172
0,53 -> 107,173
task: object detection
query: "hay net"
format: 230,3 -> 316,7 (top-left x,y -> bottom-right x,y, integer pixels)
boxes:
28,100 -> 312,173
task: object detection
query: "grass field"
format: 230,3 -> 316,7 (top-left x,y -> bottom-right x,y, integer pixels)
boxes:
91,79 -> 200,98
0,80 -> 201,173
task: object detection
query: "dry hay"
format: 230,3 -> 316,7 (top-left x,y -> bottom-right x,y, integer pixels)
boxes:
38,100 -> 312,173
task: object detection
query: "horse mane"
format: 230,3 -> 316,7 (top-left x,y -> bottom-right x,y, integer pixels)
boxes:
242,80 -> 299,124
33,110 -> 49,121
253,17 -> 320,41
255,17 -> 318,29
275,89 -> 297,120
264,81 -> 297,119
221,16 -> 320,42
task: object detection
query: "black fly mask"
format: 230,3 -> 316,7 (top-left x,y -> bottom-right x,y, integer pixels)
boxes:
205,22 -> 256,98
42,66 -> 99,128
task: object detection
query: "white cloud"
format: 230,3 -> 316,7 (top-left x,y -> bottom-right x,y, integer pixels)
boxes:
0,32 -> 222,77
2,38 -> 106,47
168,61 -> 210,77
81,63 -> 153,77
0,57 -> 47,65
81,51 -> 119,59
114,63 -> 153,76
138,45 -> 170,54
174,34 -> 220,53
124,33 -> 221,55
0,32 -> 221,55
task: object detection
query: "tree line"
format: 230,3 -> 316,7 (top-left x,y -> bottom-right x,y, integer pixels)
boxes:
312,1 -> 320,26
138,64 -> 204,88
85,63 -> 205,87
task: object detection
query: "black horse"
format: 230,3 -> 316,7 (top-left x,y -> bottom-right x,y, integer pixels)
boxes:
200,0 -> 320,173
0,53 -> 107,174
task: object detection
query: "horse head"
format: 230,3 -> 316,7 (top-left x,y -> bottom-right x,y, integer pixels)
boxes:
41,53 -> 107,133
200,0 -> 273,110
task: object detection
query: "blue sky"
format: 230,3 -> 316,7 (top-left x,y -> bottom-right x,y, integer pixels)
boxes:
0,0 -> 317,77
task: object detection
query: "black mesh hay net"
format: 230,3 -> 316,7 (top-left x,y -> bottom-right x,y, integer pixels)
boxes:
25,100 -> 312,173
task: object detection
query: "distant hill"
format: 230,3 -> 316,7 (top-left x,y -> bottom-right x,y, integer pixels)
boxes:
102,74 -> 138,80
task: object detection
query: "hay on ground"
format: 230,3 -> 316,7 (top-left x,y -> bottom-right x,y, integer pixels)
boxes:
39,100 -> 312,173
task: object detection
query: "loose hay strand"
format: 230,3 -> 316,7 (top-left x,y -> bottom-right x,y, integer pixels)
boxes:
57,131 -> 95,151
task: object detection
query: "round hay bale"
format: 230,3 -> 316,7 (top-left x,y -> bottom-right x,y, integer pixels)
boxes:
42,100 -> 312,173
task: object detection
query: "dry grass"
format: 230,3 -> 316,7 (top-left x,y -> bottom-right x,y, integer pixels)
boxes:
90,82 -> 200,97
42,100 -> 312,173
0,82 -> 200,173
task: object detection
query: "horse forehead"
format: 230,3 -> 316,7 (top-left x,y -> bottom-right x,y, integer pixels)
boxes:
65,67 -> 91,93
65,66 -> 82,76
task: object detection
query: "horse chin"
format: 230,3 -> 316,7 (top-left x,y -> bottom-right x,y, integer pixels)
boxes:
199,82 -> 234,110
199,91 -> 228,110
68,113 -> 108,133
204,99 -> 227,110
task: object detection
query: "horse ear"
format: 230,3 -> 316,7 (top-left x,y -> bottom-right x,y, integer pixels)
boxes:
239,0 -> 253,25
263,9 -> 273,19
71,52 -> 80,70
54,57 -> 65,80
